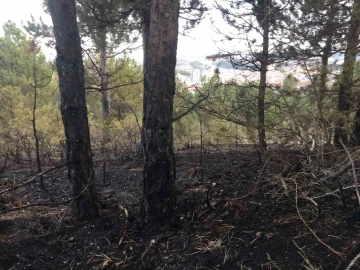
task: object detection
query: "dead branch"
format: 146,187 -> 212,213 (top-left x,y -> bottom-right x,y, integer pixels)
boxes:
345,252 -> 360,270
172,92 -> 210,123
118,203 -> 129,245
206,183 -> 216,209
293,179 -> 343,257
0,199 -> 72,215
0,162 -> 69,195
0,153 -> 8,174
85,80 -> 143,92
322,163 -> 351,183
300,196 -> 321,222
311,185 -> 359,200
339,139 -> 360,206
57,181 -> 91,226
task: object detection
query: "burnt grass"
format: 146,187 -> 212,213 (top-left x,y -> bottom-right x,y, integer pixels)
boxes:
1,147 -> 360,269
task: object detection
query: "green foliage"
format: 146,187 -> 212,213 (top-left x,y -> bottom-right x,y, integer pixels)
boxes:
0,22 -> 36,87
282,74 -> 298,93
0,22 -> 61,165
1,0 -> 357,165
84,55 -> 144,158
0,21 -> 147,164
76,0 -> 139,49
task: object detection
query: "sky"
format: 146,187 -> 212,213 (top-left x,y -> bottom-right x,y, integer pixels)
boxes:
0,0 -> 226,62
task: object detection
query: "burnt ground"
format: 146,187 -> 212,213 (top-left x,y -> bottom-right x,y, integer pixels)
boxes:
1,147 -> 360,269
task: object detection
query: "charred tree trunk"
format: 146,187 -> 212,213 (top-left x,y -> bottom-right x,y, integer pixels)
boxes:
258,0 -> 269,151
335,0 -> 360,147
49,0 -> 100,219
31,57 -> 44,189
141,0 -> 179,227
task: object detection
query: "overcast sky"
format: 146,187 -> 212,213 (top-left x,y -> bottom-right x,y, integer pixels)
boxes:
0,0 -> 227,61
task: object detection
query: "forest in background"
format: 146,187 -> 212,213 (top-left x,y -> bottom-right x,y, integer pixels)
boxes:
3,5 -> 360,167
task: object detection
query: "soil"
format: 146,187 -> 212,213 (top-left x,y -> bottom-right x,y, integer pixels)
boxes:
1,147 -> 360,270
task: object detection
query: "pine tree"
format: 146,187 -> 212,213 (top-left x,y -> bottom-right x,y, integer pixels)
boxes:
48,0 -> 100,219
215,0 -> 292,150
141,0 -> 180,228
77,0 -> 139,124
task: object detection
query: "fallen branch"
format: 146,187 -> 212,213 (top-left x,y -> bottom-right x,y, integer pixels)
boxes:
0,199 -> 72,215
293,179 -> 343,257
0,162 -> 68,195
118,203 -> 129,245
312,185 -> 358,200
57,182 -> 90,227
300,196 -> 320,222
345,252 -> 360,270
322,163 -> 351,183
339,139 -> 360,206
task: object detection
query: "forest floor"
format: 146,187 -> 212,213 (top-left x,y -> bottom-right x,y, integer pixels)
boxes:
1,146 -> 360,269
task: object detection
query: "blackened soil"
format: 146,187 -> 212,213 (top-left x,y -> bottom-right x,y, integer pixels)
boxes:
1,148 -> 360,269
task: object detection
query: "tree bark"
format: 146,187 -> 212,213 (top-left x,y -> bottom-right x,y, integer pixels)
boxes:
335,0 -> 360,147
258,0 -> 269,151
48,0 -> 100,219
141,0 -> 179,227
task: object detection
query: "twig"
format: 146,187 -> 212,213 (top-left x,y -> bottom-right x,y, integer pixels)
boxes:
206,183 -> 216,209
339,139 -> 360,206
0,199 -> 72,215
57,183 -> 90,227
172,92 -> 209,123
141,239 -> 156,259
103,161 -> 106,185
300,196 -> 321,222
0,153 -> 8,174
337,179 -> 347,208
0,162 -> 69,194
345,252 -> 360,270
293,240 -> 320,269
322,163 -> 351,183
312,185 -> 358,200
118,203 -> 129,245
293,179 -> 343,257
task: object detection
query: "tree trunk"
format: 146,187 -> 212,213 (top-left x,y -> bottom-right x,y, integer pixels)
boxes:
137,0 -> 151,158
32,57 -> 44,189
319,36 -> 331,102
48,0 -> 100,219
141,0 -> 179,227
317,33 -> 333,143
352,1 -> 360,145
258,0 -> 269,151
353,108 -> 360,144
99,42 -> 110,121
335,0 -> 360,146
99,38 -> 111,147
